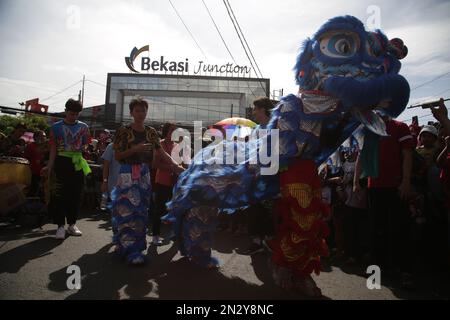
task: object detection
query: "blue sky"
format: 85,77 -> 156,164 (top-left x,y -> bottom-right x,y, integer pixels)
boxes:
0,0 -> 449,124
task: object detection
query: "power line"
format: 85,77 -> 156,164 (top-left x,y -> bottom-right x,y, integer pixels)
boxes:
410,70 -> 450,92
0,78 -> 83,107
168,0 -> 208,61
43,94 -> 79,106
0,105 -> 64,119
398,105 -> 450,122
224,0 -> 264,79
85,79 -> 107,87
223,0 -> 257,75
201,0 -> 259,99
435,87 -> 450,97
0,100 -> 21,106
413,88 -> 450,106
222,0 -> 267,96
40,80 -> 82,102
202,0 -> 235,63
399,71 -> 450,121
0,79 -> 58,93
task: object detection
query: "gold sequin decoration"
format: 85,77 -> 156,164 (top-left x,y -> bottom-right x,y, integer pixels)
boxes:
282,183 -> 313,208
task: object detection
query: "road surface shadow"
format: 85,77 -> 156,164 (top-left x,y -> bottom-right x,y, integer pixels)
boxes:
47,236 -> 324,300
84,211 -> 112,232
0,224 -> 55,242
213,231 -> 251,254
250,251 -> 330,300
0,236 -> 62,274
327,256 -> 450,300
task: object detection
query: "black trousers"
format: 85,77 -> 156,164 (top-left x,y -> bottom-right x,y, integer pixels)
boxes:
49,156 -> 84,227
368,188 -> 413,273
246,202 -> 275,239
152,183 -> 173,236
28,174 -> 42,198
343,206 -> 369,259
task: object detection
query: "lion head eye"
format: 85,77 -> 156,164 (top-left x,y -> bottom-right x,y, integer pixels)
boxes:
319,32 -> 359,58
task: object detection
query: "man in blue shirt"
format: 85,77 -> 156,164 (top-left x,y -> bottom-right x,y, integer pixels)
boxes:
43,99 -> 91,240
100,142 -> 120,206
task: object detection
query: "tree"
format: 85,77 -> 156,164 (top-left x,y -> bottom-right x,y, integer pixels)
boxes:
0,114 -> 50,135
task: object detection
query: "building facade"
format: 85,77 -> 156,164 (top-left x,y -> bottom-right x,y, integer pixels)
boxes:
102,73 -> 270,129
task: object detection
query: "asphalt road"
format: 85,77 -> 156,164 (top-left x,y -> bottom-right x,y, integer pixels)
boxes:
0,211 -> 449,300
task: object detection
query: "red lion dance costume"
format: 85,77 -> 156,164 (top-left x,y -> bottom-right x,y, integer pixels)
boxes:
267,160 -> 330,295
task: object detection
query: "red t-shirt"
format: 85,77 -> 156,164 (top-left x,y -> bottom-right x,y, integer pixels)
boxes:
368,119 -> 415,188
24,142 -> 45,176
155,140 -> 176,187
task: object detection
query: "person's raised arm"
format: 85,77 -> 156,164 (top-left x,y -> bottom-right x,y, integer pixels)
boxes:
152,147 -> 184,175
115,139 -> 155,161
432,98 -> 450,134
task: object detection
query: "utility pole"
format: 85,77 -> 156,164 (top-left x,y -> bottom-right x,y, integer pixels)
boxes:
272,89 -> 285,100
81,75 -> 85,106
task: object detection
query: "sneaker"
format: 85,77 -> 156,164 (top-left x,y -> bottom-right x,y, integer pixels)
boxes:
55,226 -> 66,240
152,236 -> 163,246
67,224 -> 82,236
242,242 -> 264,255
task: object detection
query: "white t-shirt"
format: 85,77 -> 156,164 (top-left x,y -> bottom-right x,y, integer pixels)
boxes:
343,161 -> 367,210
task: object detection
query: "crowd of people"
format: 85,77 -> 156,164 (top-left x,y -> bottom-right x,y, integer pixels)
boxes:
0,96 -> 449,288
320,100 -> 450,289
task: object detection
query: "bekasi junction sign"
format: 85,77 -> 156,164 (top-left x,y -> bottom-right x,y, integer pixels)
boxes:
125,45 -> 252,76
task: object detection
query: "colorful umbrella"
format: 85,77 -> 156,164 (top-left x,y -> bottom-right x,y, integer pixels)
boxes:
212,117 -> 257,140
215,117 -> 257,128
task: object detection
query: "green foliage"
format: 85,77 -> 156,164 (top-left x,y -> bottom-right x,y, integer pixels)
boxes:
0,114 -> 50,135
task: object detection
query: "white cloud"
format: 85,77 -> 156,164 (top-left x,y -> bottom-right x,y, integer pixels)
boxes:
0,0 -> 449,116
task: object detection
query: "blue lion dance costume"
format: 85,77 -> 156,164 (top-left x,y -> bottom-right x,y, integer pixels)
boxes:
162,15 -> 410,296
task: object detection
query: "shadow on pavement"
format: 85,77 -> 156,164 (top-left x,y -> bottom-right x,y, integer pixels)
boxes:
46,233 -> 321,300
0,236 -> 62,274
0,225 -> 55,242
326,255 -> 450,300
84,211 -> 112,232
213,231 -> 250,255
